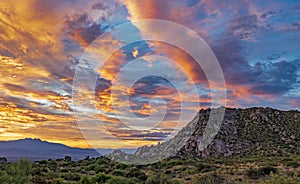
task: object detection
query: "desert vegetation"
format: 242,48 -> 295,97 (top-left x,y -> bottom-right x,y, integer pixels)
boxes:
0,155 -> 299,184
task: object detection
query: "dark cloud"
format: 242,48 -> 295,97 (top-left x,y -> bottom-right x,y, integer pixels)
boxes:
95,77 -> 112,93
128,131 -> 170,139
127,75 -> 181,118
215,38 -> 300,95
248,59 -> 300,95
92,2 -> 107,10
228,14 -> 258,40
260,11 -> 278,19
210,5 -> 300,96
250,84 -> 291,95
212,37 -> 252,84
64,13 -> 105,46
130,75 -> 175,96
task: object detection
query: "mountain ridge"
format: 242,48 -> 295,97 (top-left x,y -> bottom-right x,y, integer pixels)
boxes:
108,107 -> 300,164
0,138 -> 101,162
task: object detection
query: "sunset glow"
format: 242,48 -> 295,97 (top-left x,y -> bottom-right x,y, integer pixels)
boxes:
0,0 -> 299,149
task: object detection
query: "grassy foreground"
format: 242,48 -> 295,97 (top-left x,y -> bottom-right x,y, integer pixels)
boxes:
0,155 -> 300,184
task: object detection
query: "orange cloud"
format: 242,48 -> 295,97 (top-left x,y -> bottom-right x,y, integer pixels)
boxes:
121,0 -> 171,20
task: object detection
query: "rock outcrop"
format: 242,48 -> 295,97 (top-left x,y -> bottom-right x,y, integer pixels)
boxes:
108,107 -> 300,164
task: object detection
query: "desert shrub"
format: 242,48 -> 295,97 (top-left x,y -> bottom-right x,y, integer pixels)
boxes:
44,171 -> 59,179
126,168 -> 147,181
151,162 -> 163,170
51,178 -> 65,184
184,169 -> 196,175
60,168 -> 69,173
116,163 -> 129,170
196,163 -> 213,173
95,165 -> 106,173
48,160 -> 58,167
0,159 -> 32,184
96,157 -> 109,165
63,172 -> 81,181
79,175 -> 92,184
286,161 -> 300,168
246,169 -> 261,179
164,170 -> 171,175
192,173 -> 224,184
92,173 -> 111,183
86,163 -> 97,171
32,167 -> 42,175
106,176 -> 137,184
257,173 -> 300,184
181,158 -> 196,165
41,166 -> 50,172
281,157 -> 293,162
246,166 -> 277,179
259,166 -> 277,175
145,173 -> 180,184
111,169 -> 127,177
164,159 -> 184,167
38,160 -> 47,164
31,175 -> 48,184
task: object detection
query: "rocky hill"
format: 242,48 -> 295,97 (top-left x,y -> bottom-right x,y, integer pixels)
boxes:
108,107 -> 300,164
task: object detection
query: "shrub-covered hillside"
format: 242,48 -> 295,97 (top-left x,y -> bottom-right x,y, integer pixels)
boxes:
0,155 -> 300,184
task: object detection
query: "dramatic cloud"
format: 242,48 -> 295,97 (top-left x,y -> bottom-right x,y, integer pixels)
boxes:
0,0 -> 299,148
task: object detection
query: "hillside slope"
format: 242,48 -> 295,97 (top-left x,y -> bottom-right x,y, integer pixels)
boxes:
108,107 -> 300,164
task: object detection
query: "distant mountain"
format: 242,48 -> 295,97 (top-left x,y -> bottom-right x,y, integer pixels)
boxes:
108,107 -> 300,164
96,148 -> 136,155
0,138 -> 101,162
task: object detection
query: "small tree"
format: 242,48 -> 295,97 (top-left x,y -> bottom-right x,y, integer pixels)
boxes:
79,175 -> 92,184
64,156 -> 72,162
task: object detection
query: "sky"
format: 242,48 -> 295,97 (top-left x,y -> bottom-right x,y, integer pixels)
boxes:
0,0 -> 299,148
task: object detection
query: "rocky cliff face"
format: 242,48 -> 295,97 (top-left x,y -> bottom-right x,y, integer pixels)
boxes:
178,107 -> 300,158
108,107 -> 300,164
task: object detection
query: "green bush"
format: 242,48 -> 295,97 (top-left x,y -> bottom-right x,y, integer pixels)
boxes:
116,163 -> 129,170
51,178 -> 65,184
163,159 -> 184,167
145,173 -> 180,184
95,165 -> 106,173
106,176 -> 136,184
126,168 -> 147,181
63,172 -> 81,181
92,173 -> 112,183
192,173 -> 224,184
32,167 -> 42,175
257,173 -> 300,184
184,169 -> 196,175
246,169 -> 260,179
79,175 -> 92,184
32,175 -> 48,184
111,169 -> 127,177
246,166 -> 277,179
86,163 -> 97,171
197,163 -> 213,173
96,157 -> 109,165
0,159 -> 32,184
286,161 -> 300,168
259,166 -> 277,175
38,160 -> 47,164
60,168 -> 69,173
